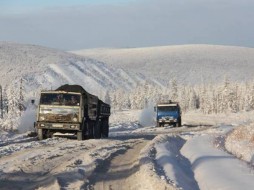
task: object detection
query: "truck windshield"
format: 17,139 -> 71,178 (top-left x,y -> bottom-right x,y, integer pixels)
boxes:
40,93 -> 80,106
157,106 -> 178,112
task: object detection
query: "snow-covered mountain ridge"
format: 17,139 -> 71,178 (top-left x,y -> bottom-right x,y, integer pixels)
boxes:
1,42 -> 254,122
0,42 -> 154,101
72,44 -> 254,84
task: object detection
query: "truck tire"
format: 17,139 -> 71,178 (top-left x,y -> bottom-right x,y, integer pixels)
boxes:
102,126 -> 109,138
175,119 -> 181,127
77,131 -> 85,140
94,120 -> 101,139
178,117 -> 182,127
38,129 -> 44,140
101,118 -> 109,138
157,122 -> 163,127
89,121 -> 95,139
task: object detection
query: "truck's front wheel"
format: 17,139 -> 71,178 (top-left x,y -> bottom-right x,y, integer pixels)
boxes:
77,131 -> 85,140
175,118 -> 181,127
178,117 -> 182,127
38,129 -> 44,140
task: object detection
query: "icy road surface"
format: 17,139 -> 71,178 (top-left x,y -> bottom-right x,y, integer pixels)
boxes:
0,122 -> 253,190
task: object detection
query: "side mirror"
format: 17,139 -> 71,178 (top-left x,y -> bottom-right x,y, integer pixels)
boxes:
154,107 -> 157,112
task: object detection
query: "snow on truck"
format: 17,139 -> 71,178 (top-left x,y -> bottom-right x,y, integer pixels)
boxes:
34,84 -> 110,140
154,100 -> 182,127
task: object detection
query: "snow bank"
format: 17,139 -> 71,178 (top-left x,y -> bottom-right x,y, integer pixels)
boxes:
155,136 -> 199,190
139,135 -> 179,190
139,134 -> 200,190
181,134 -> 254,190
225,124 -> 254,165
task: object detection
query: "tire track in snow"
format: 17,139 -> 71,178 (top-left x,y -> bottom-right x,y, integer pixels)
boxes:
0,137 -> 143,190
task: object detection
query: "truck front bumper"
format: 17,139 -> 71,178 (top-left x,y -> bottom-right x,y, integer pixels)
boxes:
35,122 -> 81,131
158,118 -> 177,124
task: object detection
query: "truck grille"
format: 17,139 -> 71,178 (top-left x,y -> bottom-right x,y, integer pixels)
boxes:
44,114 -> 73,122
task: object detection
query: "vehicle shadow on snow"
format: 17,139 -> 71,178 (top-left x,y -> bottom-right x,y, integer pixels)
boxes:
0,170 -> 56,190
109,134 -> 156,141
192,155 -> 235,170
183,124 -> 213,128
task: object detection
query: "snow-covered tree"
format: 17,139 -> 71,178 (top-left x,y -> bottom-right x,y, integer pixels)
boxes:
170,79 -> 178,102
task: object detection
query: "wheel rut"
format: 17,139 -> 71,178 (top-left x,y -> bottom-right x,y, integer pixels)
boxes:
87,140 -> 149,190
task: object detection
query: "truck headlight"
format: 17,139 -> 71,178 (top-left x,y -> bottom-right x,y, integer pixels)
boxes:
72,117 -> 78,122
40,116 -> 45,121
70,125 -> 76,129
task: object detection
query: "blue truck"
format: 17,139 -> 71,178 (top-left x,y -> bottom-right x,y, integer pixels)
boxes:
154,101 -> 182,127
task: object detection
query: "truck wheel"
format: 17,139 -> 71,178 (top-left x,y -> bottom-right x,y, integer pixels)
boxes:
94,120 -> 101,139
87,121 -> 95,139
77,131 -> 85,140
178,118 -> 182,127
38,129 -> 44,140
101,118 -> 109,138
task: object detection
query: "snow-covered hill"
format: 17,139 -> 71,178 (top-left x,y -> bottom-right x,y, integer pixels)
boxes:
0,42 -> 157,101
72,45 -> 254,84
2,42 -> 254,105
0,42 -> 159,130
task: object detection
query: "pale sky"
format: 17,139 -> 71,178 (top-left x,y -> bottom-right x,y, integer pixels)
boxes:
0,0 -> 253,50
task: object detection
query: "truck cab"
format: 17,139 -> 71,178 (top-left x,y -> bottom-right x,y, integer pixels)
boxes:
155,101 -> 181,127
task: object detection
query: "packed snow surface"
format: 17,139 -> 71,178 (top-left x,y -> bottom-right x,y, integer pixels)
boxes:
1,109 -> 254,190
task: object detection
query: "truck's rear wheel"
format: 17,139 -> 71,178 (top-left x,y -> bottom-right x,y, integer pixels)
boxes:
101,118 -> 109,138
94,120 -> 101,139
38,129 -> 44,140
101,126 -> 109,138
87,121 -> 95,139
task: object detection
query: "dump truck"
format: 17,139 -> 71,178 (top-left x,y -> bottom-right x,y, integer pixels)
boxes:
34,84 -> 110,140
154,100 -> 181,127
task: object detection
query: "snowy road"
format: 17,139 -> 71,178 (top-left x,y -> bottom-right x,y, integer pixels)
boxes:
0,121 -> 253,190
0,135 -> 148,190
0,124 -> 205,190
90,140 -> 148,190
